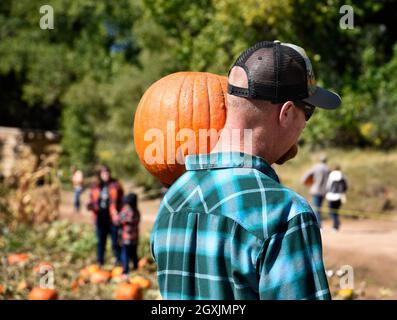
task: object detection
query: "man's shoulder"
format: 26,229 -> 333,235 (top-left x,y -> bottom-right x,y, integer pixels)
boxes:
159,167 -> 315,240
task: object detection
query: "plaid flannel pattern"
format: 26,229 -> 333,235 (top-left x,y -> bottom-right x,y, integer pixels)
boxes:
151,152 -> 331,300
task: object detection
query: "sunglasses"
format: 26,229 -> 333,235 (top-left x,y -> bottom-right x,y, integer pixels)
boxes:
293,101 -> 316,121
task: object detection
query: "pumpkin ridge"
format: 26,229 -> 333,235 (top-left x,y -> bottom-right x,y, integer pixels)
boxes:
175,73 -> 188,166
155,76 -> 169,177
205,73 -> 211,153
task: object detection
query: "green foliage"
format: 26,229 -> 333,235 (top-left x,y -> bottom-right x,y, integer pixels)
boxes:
359,44 -> 397,149
61,104 -> 96,172
2,0 -> 397,189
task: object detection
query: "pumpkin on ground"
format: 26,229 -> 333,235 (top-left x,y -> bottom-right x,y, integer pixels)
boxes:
8,253 -> 29,265
114,282 -> 143,300
32,262 -> 53,273
130,275 -> 151,289
134,72 -> 228,186
137,257 -> 149,270
80,264 -> 100,280
111,266 -> 124,279
337,288 -> 354,300
71,279 -> 79,292
90,270 -> 111,284
87,264 -> 100,273
28,287 -> 58,300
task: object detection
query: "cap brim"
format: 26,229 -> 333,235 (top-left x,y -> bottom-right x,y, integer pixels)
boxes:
303,86 -> 341,110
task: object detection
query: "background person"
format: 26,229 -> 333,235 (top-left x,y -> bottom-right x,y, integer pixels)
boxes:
301,155 -> 329,227
71,166 -> 84,213
87,165 -> 124,266
117,193 -> 141,275
326,165 -> 348,231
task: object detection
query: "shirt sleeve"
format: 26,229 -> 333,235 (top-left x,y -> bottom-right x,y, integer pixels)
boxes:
258,212 -> 331,300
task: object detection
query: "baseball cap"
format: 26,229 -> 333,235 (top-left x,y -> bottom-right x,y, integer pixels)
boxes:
227,40 -> 341,109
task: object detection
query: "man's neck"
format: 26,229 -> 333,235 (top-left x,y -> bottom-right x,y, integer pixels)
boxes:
210,125 -> 277,164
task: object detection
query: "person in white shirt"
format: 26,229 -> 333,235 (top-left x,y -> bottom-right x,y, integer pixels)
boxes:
325,165 -> 348,231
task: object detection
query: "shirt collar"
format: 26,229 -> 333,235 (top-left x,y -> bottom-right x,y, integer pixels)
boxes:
185,152 -> 279,183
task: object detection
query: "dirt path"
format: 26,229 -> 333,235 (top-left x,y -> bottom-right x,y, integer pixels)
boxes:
321,218 -> 397,299
59,187 -> 397,299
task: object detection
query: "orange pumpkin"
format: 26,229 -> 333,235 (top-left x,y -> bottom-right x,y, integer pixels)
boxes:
134,72 -> 228,186
0,284 -> 5,294
87,264 -> 100,274
8,253 -> 29,265
71,279 -> 79,292
130,275 -> 151,289
90,270 -> 111,284
33,262 -> 53,273
28,287 -> 58,300
80,264 -> 100,280
111,266 -> 124,279
115,282 -> 143,300
138,257 -> 148,270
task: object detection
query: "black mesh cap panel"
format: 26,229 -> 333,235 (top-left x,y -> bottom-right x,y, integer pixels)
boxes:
276,45 -> 308,102
228,41 -> 309,103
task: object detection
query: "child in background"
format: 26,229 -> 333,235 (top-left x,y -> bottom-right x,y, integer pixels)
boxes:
118,193 -> 140,274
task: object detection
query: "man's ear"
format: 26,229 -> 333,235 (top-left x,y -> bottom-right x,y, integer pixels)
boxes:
278,101 -> 294,128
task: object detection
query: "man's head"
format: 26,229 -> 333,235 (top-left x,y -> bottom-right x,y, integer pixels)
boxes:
224,40 -> 341,164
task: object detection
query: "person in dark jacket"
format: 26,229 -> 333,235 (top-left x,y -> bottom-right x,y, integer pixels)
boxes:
116,193 -> 141,274
87,165 -> 123,266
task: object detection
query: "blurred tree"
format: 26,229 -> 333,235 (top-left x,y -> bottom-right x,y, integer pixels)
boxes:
0,0 -> 141,171
1,0 -> 397,186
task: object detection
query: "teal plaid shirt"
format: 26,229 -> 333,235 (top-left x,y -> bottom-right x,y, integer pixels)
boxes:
151,152 -> 331,300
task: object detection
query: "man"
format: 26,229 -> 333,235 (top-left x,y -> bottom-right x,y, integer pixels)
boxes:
151,40 -> 341,299
301,155 -> 329,227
